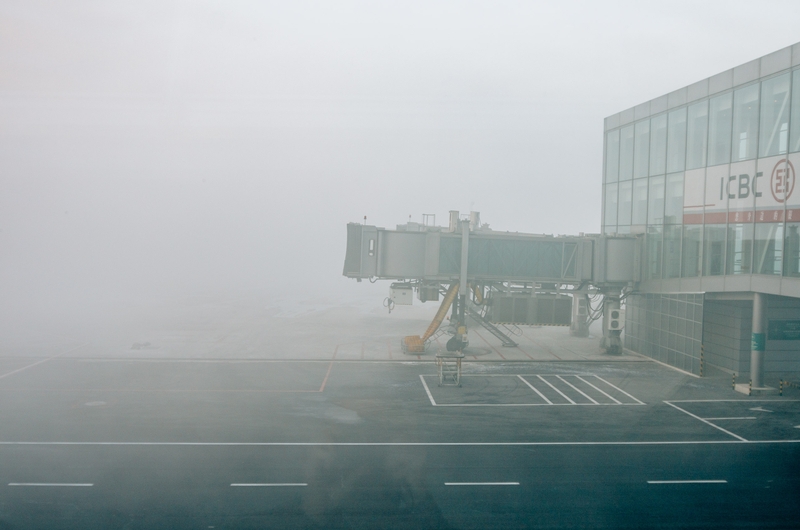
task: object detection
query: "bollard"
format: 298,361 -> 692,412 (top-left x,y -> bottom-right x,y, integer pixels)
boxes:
779,380 -> 783,396
732,373 -> 736,390
749,379 -> 752,396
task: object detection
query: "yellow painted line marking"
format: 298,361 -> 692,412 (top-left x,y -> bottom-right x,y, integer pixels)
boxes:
318,347 -> 338,392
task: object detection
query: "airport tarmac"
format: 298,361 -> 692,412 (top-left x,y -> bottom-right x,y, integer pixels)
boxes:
0,296 -> 798,529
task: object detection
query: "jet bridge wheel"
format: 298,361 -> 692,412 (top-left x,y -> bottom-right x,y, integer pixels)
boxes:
446,335 -> 468,352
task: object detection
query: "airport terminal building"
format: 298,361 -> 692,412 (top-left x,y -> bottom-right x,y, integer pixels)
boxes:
604,42 -> 800,384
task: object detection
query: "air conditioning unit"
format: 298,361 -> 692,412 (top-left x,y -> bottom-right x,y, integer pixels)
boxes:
390,283 -> 413,305
607,308 -> 625,331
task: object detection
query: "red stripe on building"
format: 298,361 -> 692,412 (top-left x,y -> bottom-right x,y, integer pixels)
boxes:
728,210 -> 754,223
682,213 -> 704,224
787,209 -> 800,222
754,209 -> 785,223
704,212 -> 727,224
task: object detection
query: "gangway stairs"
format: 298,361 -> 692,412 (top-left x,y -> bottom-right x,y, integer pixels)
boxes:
466,305 -> 518,347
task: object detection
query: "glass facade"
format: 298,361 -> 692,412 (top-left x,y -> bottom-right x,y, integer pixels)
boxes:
603,61 -> 800,281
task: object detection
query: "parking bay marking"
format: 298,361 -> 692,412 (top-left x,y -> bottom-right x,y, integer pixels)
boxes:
517,375 -> 552,404
663,401 -> 748,442
420,373 -> 645,407
666,400 -> 800,441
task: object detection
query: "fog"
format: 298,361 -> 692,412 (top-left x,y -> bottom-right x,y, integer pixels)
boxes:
2,1 -> 799,336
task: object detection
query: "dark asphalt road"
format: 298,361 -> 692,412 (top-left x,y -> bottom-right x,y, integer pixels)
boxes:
0,358 -> 798,529
1,444 -> 798,529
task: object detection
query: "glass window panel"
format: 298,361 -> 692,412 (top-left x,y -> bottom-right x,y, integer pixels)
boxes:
785,222 -> 800,275
632,178 -> 648,225
663,225 -> 681,278
648,175 -> 665,225
732,84 -> 760,162
605,129 -> 620,183
759,73 -> 791,158
618,180 -> 632,226
726,223 -> 754,274
664,173 -> 683,224
682,225 -> 702,277
619,125 -> 634,180
754,223 -> 783,275
703,224 -> 726,276
666,108 -> 687,173
649,114 -> 667,176
791,70 -> 800,153
708,93 -> 732,166
604,183 -> 618,228
646,226 -> 663,279
634,120 -> 650,178
686,100 -> 708,170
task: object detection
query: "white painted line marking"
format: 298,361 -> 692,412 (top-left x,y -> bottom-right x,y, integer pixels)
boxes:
591,375 -> 646,405
575,375 -> 621,404
4,440 -> 799,447
703,417 -> 757,421
664,401 -> 748,442
647,480 -> 727,484
410,402 -> 645,407
440,373 -> 601,377
419,375 -> 437,406
517,376 -> 552,404
750,407 -> 772,412
445,482 -> 519,486
536,375 -> 575,404
230,483 -> 307,487
556,375 -> 598,404
0,343 -> 89,381
668,399 -> 800,403
8,483 -> 93,487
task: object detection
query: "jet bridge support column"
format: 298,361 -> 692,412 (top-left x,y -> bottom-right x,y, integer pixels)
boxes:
601,289 -> 622,354
570,292 -> 590,337
447,219 -> 470,351
750,292 -> 766,389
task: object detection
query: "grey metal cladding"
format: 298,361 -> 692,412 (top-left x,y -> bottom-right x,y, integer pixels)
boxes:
343,223 -> 364,277
686,78 -> 709,103
439,235 -> 583,281
360,225 -> 379,277
593,236 -> 636,283
760,46 -> 791,77
424,232 -> 441,277
708,69 -> 733,95
732,58 -> 759,87
378,231 -> 426,278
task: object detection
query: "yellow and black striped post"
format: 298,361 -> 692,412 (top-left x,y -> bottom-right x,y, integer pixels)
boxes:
749,379 -> 752,396
732,373 -> 736,390
779,380 -> 783,396
700,344 -> 704,377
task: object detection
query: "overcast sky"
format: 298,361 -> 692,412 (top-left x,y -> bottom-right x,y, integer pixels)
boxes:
2,1 -> 800,324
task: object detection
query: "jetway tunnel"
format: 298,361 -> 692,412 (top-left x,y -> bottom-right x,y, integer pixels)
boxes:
343,212 -> 637,354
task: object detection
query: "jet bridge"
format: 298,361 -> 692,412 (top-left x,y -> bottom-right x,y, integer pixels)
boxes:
343,212 -> 637,354
343,222 -> 594,283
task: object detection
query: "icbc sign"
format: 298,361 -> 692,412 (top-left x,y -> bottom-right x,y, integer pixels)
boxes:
771,159 -> 796,203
